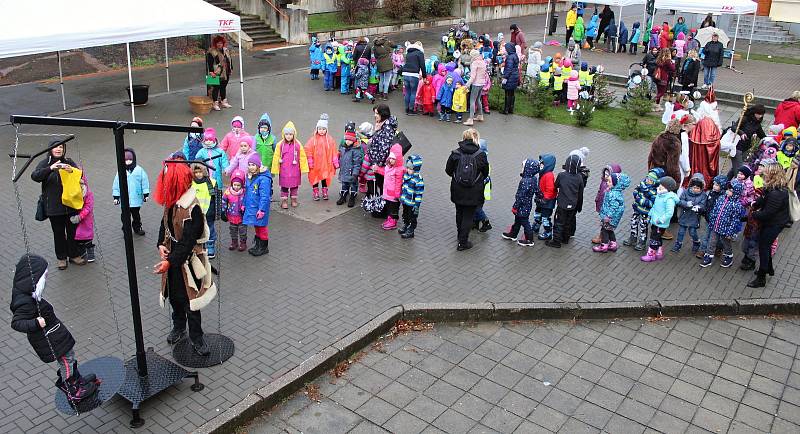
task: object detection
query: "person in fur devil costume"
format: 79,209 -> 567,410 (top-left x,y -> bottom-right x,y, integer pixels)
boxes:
153,161 -> 217,356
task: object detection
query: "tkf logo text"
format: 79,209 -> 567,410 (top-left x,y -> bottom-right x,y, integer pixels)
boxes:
218,19 -> 235,26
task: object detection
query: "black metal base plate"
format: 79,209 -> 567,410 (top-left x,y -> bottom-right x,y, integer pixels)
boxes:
172,333 -> 234,368
117,348 -> 196,408
54,356 -> 125,415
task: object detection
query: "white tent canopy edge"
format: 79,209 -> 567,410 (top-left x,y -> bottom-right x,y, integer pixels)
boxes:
0,0 -> 244,116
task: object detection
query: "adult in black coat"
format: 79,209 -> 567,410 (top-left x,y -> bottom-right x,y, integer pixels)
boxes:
501,42 -> 520,115
31,141 -> 85,270
445,129 -> 490,251
642,46 -> 658,78
748,165 -> 790,288
700,13 -> 716,29
597,6 -> 614,43
10,254 -> 99,400
353,37 -> 372,64
401,41 -> 426,115
727,104 -> 766,179
701,34 -> 724,88
547,154 -> 585,248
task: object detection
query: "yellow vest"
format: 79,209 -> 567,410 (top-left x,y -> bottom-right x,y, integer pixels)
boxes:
452,87 -> 468,112
587,72 -> 595,86
578,70 -> 590,86
562,66 -> 572,77
553,75 -> 565,91
539,71 -> 551,87
192,178 -> 216,213
753,175 -> 764,189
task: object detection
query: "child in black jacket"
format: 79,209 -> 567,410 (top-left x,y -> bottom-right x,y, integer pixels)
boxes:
10,254 -> 99,401
547,154 -> 585,248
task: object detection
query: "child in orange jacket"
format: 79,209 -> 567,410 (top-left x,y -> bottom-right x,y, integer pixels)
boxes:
305,114 -> 339,200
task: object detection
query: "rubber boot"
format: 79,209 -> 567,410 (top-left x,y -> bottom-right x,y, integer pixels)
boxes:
479,220 -> 492,232
336,191 -> 347,205
401,221 -> 416,239
655,247 -> 664,260
747,272 -> 767,288
281,197 -> 289,209
398,223 -> 410,236
312,187 -> 320,201
640,248 -> 658,262
228,239 -> 238,251
247,236 -> 260,255
739,256 -> 755,271
72,361 -> 98,386
322,187 -> 329,200
607,241 -> 619,252
56,371 -> 98,402
592,243 -> 608,253
347,192 -> 357,208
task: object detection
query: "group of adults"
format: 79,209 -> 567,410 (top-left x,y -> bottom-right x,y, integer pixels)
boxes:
646,92 -> 796,288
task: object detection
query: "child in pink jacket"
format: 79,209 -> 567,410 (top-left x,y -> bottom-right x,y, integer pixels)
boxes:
225,135 -> 257,176
72,175 -> 96,262
220,115 -> 251,160
381,143 -> 404,230
566,70 -> 581,112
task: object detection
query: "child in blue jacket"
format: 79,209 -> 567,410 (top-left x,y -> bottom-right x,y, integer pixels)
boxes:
625,167 -> 664,251
642,176 -> 679,262
399,154 -> 424,239
672,173 -> 708,253
309,37 -> 323,80
629,22 -> 642,55
502,159 -> 540,246
243,153 -> 272,256
593,172 -> 630,253
701,180 -> 746,268
322,45 -> 339,91
437,76 -> 455,122
112,147 -> 149,236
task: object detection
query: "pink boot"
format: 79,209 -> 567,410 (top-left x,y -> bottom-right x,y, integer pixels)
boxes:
641,248 -> 658,262
312,187 -> 320,201
655,247 -> 664,260
592,243 -> 608,253
607,241 -> 618,252
382,216 -> 397,230
322,187 -> 329,200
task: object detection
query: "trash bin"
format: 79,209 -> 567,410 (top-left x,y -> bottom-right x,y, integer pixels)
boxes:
125,85 -> 150,106
549,14 -> 558,36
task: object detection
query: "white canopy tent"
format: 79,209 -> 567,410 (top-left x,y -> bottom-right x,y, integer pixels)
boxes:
653,0 -> 758,68
0,0 -> 243,119
543,0 -> 646,46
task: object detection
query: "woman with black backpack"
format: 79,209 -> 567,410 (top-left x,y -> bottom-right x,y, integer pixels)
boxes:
445,128 -> 490,251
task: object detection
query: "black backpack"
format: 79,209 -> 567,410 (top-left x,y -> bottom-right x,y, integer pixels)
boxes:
454,150 -> 481,187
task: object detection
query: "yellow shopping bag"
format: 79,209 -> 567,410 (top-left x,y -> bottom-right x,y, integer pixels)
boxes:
59,168 -> 84,210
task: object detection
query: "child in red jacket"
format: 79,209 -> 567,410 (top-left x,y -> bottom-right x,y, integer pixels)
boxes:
416,76 -> 437,116
533,154 -> 558,240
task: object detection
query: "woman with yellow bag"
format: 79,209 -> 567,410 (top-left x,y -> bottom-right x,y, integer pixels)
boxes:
31,141 -> 86,270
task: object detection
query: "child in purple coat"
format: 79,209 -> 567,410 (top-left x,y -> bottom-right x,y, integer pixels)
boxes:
270,121 -> 309,209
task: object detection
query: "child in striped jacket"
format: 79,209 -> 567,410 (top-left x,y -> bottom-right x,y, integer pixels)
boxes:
398,154 -> 424,239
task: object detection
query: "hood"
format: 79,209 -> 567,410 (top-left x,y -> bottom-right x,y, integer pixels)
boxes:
781,138 -> 798,157
633,21 -> 640,29
728,179 -> 743,199
437,64 -> 446,74
563,154 -> 582,174
504,42 -> 516,57
613,173 -> 631,191
602,163 -> 622,180
282,121 -> 297,138
712,174 -> 729,190
10,254 -> 48,310
539,154 -> 557,173
374,36 -> 386,46
690,172 -> 706,188
620,22 -> 627,33
648,167 -> 666,181
458,139 -> 480,154
231,115 -> 245,129
406,154 -> 423,172
677,32 -> 685,41
124,147 -> 137,169
521,158 -> 539,178
407,42 -> 424,53
590,15 -> 599,26
478,138 -> 488,154
387,143 -> 403,166
445,62 -> 456,72
258,113 -> 272,136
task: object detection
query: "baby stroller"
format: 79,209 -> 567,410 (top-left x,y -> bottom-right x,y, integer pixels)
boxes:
622,63 -> 653,104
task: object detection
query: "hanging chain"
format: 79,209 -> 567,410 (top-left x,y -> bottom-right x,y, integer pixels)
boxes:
11,124 -> 81,413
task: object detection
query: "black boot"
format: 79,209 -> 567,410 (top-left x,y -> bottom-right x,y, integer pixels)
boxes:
747,272 -> 767,288
479,220 -> 492,232
247,236 -> 260,255
250,238 -> 269,256
191,337 -> 211,356
398,223 -> 410,236
347,192 -> 357,208
133,225 -> 145,236
72,361 -> 97,385
56,370 -> 98,402
739,257 -> 755,271
336,191 -> 347,205
401,222 -> 416,239
167,328 -> 187,344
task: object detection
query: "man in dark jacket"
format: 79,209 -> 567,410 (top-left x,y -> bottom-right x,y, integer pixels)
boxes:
353,37 -> 371,64
401,41 -> 427,115
547,154 -> 585,248
501,42 -> 520,115
642,46 -> 658,78
445,132 -> 490,251
701,33 -> 724,89
10,254 -> 99,401
372,36 -> 395,100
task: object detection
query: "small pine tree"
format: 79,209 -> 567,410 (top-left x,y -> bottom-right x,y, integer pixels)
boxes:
625,83 -> 653,116
528,84 -> 552,119
593,74 -> 615,109
574,100 -> 594,126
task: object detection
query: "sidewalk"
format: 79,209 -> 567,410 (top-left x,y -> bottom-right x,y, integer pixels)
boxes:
1,13 -> 797,123
248,317 -> 800,433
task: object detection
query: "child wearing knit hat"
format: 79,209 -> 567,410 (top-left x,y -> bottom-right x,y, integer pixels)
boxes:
305,114 -> 339,201
271,121 -> 309,209
337,125 -> 364,207
641,176 -> 679,262
190,163 -> 220,258
222,170 -> 248,252
244,153 -> 272,256
194,128 -> 229,189
182,116 -> 204,161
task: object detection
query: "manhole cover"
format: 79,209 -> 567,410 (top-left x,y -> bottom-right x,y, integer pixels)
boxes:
36,86 -> 56,93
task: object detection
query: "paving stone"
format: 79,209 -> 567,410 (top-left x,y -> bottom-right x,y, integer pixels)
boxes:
585,384 -> 625,412
497,391 -> 538,418
432,409 -> 476,433
376,382 -> 418,409
442,366 -> 483,392
692,407 -> 731,433
528,405 -> 569,432
557,417 -> 599,433
424,379 -> 465,407
700,392 -> 739,419
469,378 -> 509,405
382,410 -> 428,434
286,400 -> 362,434
542,388 -> 582,416
556,373 -> 594,399
572,401 -> 613,429
452,393 -> 493,422
397,368 -> 437,393
460,353 -> 498,377
480,406 -> 523,432
648,410 -> 691,434
404,395 -> 448,424
733,404 -> 775,432
616,398 -> 657,426
603,414 -> 646,434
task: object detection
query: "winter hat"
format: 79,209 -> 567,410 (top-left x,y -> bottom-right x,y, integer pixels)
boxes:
239,135 -> 254,149
737,165 -> 753,178
247,153 -> 262,167
231,115 -> 244,129
569,147 -> 590,163
783,126 -> 798,138
358,57 -> 369,65
554,66 -> 562,75
230,170 -> 245,185
344,131 -> 357,142
533,41 -> 543,49
191,116 -> 203,127
345,121 -> 356,133
497,32 -> 504,41
568,40 -> 576,49
580,61 -> 588,71
658,176 -> 677,192
540,64 -> 549,73
563,58 -> 573,68
689,173 -> 705,188
316,113 -> 329,130
569,70 -> 579,80
358,122 -> 374,137
169,151 -> 186,160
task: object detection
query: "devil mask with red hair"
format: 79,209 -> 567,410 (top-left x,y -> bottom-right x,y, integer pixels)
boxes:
154,161 -> 192,208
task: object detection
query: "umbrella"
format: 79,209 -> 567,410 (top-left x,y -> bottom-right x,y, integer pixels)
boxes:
696,27 -> 730,47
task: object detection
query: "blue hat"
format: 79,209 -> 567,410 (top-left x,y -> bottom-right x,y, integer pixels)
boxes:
540,64 -> 549,72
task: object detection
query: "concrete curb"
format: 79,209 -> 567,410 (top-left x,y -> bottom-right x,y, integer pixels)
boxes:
193,298 -> 800,433
317,18 -> 463,41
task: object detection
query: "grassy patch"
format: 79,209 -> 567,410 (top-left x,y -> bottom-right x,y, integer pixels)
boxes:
488,84 -> 664,141
308,9 -> 408,33
747,53 -> 800,65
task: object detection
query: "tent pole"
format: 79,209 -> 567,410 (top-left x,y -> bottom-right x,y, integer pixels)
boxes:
730,14 -> 740,69
57,51 -> 66,111
164,38 -> 170,92
238,30 -> 245,110
126,43 -> 137,129
543,0 -> 551,43
747,13 -> 755,61
618,6 -> 623,53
